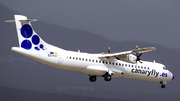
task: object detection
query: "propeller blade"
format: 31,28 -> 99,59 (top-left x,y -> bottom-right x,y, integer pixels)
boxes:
139,60 -> 143,63
137,53 -> 142,58
135,46 -> 143,63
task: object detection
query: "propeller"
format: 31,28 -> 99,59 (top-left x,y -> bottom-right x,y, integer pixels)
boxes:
135,45 -> 143,63
108,47 -> 110,53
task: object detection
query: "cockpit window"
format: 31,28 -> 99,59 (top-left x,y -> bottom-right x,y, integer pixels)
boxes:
163,66 -> 167,70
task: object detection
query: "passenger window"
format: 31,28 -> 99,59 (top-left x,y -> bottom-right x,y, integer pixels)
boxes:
116,63 -> 118,66
106,62 -> 108,64
119,63 -> 121,66
92,60 -> 94,62
99,61 -> 101,63
112,62 -> 114,65
79,58 -> 81,60
109,62 -> 111,64
82,58 -> 84,61
122,64 -> 124,66
89,59 -> 91,62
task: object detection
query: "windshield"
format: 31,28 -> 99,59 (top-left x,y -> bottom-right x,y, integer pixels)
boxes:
163,66 -> 167,70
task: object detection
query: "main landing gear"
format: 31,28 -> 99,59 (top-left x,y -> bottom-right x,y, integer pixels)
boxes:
160,81 -> 167,88
103,72 -> 112,81
89,76 -> 96,82
89,72 -> 112,82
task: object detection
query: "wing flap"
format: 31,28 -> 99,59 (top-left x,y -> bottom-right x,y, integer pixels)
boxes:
5,20 -> 15,23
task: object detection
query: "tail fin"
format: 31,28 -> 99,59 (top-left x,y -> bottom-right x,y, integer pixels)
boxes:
6,15 -> 64,67
6,15 -> 47,51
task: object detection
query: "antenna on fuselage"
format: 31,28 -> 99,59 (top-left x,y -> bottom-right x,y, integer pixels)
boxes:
108,47 -> 110,53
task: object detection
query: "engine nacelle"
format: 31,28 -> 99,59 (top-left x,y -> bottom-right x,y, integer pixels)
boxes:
116,54 -> 137,63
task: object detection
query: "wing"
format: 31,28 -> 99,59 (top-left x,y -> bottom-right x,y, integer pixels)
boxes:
98,47 -> 156,58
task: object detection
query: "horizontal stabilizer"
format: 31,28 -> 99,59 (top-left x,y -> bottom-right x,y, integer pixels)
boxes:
5,20 -> 15,23
5,19 -> 37,23
19,19 -> 37,23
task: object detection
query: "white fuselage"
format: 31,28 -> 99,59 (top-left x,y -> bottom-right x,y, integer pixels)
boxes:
12,45 -> 173,83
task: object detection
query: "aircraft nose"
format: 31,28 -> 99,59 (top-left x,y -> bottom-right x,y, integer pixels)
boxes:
172,74 -> 174,80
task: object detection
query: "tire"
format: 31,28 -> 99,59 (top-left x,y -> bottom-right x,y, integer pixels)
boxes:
89,76 -> 96,82
104,75 -> 111,81
161,85 -> 165,88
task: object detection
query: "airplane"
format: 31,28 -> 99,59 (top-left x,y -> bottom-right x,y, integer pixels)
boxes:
6,15 -> 174,88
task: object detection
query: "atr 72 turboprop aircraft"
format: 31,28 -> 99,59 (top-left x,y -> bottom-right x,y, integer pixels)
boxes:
6,15 -> 174,88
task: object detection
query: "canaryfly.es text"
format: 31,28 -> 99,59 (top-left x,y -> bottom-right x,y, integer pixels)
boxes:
131,69 -> 159,77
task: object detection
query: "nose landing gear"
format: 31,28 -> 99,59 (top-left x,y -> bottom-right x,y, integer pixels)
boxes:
161,85 -> 165,88
160,81 -> 167,88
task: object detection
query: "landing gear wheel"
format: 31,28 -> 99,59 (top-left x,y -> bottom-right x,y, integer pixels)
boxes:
104,75 -> 111,81
161,85 -> 166,88
160,81 -> 167,88
89,76 -> 96,82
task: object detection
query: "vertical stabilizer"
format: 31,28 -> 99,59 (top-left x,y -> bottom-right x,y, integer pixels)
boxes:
6,15 -> 64,68
8,15 -> 47,51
